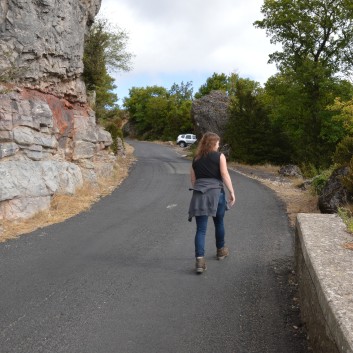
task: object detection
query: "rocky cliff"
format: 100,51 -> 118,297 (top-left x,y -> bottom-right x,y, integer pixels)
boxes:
191,90 -> 230,139
0,0 -> 117,221
0,0 -> 100,101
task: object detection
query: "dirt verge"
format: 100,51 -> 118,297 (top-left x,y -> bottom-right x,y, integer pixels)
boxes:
229,163 -> 320,226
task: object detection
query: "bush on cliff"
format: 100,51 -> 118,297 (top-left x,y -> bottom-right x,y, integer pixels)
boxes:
83,18 -> 133,121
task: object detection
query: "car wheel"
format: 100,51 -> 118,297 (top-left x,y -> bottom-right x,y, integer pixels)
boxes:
179,141 -> 186,148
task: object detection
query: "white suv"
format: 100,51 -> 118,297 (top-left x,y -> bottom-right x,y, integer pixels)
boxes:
176,134 -> 197,147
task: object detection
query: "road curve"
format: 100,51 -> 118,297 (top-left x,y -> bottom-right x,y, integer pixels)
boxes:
0,141 -> 309,353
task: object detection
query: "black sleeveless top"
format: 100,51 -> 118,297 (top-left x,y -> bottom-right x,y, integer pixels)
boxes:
192,152 -> 222,181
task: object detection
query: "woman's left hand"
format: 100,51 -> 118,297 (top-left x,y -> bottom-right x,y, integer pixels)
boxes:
228,192 -> 236,207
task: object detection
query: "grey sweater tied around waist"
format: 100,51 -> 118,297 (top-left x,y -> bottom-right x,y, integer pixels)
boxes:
188,178 -> 224,221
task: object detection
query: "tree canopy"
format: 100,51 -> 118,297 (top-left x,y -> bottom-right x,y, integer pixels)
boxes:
254,0 -> 353,168
194,72 -> 239,98
123,83 -> 194,140
254,0 -> 353,76
83,18 -> 133,122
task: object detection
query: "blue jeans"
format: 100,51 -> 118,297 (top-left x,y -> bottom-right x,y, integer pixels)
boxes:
194,191 -> 226,257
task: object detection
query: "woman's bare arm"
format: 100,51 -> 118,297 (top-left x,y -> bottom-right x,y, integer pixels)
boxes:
220,154 -> 236,206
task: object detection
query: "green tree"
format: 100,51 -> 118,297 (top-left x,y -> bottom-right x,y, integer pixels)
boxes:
123,86 -> 168,138
165,82 -> 194,139
195,73 -> 229,98
255,0 -> 353,167
195,72 -> 240,98
83,18 -> 133,121
264,72 -> 353,166
168,81 -> 193,102
225,77 -> 290,164
164,100 -> 193,140
329,96 -> 353,136
123,83 -> 194,140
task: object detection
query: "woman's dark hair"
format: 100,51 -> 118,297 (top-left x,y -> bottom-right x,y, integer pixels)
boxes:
195,132 -> 220,160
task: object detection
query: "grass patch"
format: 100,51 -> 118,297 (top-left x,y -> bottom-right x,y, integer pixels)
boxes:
337,207 -> 353,251
236,162 -> 280,174
228,162 -> 280,175
310,167 -> 335,195
337,207 -> 353,233
0,144 -> 136,243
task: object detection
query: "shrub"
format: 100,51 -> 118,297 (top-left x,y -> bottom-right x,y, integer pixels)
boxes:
299,163 -> 319,178
310,167 -> 335,195
342,156 -> 353,193
333,136 -> 353,167
105,121 -> 123,154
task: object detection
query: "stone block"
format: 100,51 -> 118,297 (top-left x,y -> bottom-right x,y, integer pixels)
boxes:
0,196 -> 52,220
0,161 -> 47,201
0,131 -> 14,142
13,126 -> 58,149
31,98 -> 54,128
0,160 -> 83,202
72,140 -> 95,160
97,127 -> 113,146
23,150 -> 42,161
11,98 -> 54,131
0,111 -> 14,131
33,133 -> 58,149
13,126 -> 36,145
0,96 -> 14,131
73,115 -> 98,143
12,99 -> 37,129
57,163 -> 83,195
0,142 -> 19,159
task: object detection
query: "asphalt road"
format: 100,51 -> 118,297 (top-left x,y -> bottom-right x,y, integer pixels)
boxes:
0,141 -> 309,353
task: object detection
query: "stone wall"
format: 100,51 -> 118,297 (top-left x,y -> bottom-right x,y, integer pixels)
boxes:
295,214 -> 353,353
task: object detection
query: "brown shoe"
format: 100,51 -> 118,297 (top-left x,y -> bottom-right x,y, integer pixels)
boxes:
195,257 -> 207,274
217,246 -> 229,260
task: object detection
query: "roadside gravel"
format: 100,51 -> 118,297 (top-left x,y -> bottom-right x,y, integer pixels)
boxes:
229,163 -> 320,226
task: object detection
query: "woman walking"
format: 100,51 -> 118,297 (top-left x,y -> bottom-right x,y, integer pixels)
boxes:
188,132 -> 236,274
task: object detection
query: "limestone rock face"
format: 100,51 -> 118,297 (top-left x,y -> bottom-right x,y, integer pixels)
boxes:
0,0 -> 125,222
0,160 -> 83,201
191,90 -> 230,139
0,87 -> 115,220
0,0 -> 123,222
0,0 -> 101,102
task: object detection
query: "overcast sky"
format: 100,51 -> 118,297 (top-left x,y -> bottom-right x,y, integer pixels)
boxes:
99,0 -> 280,103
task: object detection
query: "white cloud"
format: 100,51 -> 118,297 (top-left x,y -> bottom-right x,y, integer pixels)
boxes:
99,0 -> 280,99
